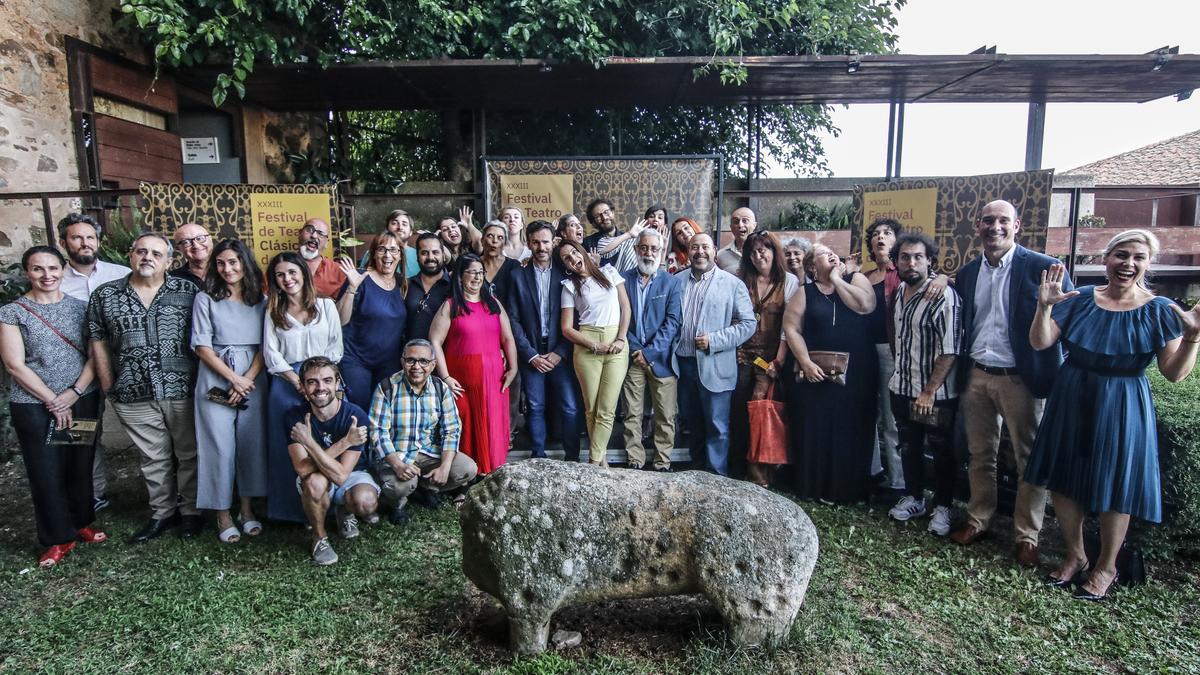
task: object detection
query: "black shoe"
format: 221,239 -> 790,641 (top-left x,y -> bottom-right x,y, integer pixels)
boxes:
128,513 -> 181,544
530,451 -> 549,459
387,504 -> 411,527
409,488 -> 441,510
655,466 -> 672,473
179,515 -> 204,539
93,494 -> 111,512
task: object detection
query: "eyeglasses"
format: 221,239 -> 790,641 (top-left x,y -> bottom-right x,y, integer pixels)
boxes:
636,244 -> 662,253
461,269 -> 485,278
177,233 -> 210,249
403,357 -> 434,367
378,247 -> 402,255
302,225 -> 329,238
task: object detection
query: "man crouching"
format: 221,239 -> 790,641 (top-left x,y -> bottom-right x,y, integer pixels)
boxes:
288,356 -> 380,565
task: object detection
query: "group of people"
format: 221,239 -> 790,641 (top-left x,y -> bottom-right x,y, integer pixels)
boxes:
2,200 -> 1197,601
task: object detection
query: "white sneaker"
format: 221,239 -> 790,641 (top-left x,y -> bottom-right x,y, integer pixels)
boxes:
337,508 -> 360,540
888,496 -> 927,522
928,506 -> 952,536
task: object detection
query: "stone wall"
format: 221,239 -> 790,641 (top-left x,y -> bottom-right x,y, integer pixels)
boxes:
0,0 -> 138,258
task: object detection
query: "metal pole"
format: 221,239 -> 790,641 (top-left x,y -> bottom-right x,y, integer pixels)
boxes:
41,196 -> 54,245
894,102 -> 906,180
1066,187 -> 1081,281
1024,101 -> 1046,171
754,105 -> 763,179
746,104 -> 753,181
885,102 -> 896,180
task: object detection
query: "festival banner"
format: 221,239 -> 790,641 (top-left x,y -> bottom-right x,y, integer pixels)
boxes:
858,187 -> 939,272
249,192 -> 335,268
498,174 -> 574,223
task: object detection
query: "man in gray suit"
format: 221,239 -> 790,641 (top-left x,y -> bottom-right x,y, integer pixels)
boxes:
672,232 -> 757,476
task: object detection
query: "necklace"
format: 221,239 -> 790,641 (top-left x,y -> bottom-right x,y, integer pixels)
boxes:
815,282 -> 837,326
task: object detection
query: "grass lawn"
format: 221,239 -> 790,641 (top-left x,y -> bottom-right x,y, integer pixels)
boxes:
1,447 -> 1198,674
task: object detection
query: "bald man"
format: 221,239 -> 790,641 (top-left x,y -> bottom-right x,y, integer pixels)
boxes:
949,199 -> 1072,569
297,217 -> 347,298
171,223 -> 212,288
715,207 -> 757,273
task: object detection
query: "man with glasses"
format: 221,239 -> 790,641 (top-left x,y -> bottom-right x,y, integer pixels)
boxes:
405,232 -> 452,341
87,232 -> 202,543
582,198 -> 639,273
297,217 -> 346,298
620,228 -> 683,471
171,223 -> 213,288
368,339 -> 476,525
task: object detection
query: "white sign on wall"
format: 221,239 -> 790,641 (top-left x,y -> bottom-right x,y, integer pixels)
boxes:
181,137 -> 220,164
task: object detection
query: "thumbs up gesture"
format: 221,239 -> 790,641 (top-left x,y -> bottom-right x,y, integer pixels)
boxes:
346,414 -> 368,446
290,413 -> 315,445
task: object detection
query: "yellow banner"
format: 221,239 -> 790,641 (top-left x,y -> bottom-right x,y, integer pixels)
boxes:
859,187 -> 938,272
498,174 -> 574,222
249,193 -> 334,269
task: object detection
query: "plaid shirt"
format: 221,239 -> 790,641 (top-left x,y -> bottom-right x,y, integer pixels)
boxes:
368,373 -> 461,464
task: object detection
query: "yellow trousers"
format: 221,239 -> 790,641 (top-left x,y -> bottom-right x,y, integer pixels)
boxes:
573,325 -> 629,462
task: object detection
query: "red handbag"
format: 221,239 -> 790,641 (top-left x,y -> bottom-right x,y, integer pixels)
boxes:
747,382 -> 789,465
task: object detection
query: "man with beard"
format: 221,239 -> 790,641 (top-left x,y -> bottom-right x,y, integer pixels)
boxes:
884,233 -> 961,537
87,232 -> 201,543
672,232 -> 756,476
404,232 -> 452,341
715,207 -> 757,273
620,228 -> 683,471
170,223 -> 212,288
582,198 -> 640,273
507,221 -> 580,461
57,213 -> 130,511
287,356 -> 379,565
297,217 -> 346,298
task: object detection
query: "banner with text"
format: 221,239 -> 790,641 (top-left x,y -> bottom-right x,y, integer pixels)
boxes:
849,169 -> 1054,275
498,174 -> 574,223
249,193 -> 335,268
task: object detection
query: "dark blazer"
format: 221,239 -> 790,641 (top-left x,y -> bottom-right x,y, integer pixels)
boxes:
507,262 -> 572,363
956,244 -> 1072,398
622,267 -> 683,379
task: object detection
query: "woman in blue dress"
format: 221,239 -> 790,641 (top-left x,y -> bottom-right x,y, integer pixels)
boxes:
336,231 -> 408,412
1027,229 -> 1199,601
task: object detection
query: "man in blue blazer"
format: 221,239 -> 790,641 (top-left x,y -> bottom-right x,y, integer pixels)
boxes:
620,229 -> 683,471
672,232 -> 757,476
949,199 -> 1072,568
507,221 -> 581,461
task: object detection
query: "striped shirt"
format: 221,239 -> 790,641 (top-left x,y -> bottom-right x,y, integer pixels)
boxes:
889,277 -> 962,400
677,266 -> 718,358
368,373 -> 461,464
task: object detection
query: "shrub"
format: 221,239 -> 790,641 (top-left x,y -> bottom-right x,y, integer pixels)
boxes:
1137,367 -> 1200,557
776,201 -> 853,231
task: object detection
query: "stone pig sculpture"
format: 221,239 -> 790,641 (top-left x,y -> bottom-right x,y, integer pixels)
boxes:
460,459 -> 820,654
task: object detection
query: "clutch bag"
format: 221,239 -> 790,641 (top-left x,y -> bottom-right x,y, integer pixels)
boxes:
809,351 -> 849,386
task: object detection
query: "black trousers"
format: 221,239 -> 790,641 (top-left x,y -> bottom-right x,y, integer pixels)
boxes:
891,393 -> 958,508
11,393 -> 99,547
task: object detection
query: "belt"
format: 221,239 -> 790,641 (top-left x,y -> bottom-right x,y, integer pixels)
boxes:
974,362 -> 1019,376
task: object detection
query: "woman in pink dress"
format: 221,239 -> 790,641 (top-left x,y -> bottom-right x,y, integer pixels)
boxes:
429,254 -> 518,475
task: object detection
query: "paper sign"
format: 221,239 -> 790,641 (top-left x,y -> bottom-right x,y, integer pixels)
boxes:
859,187 -> 939,272
498,174 -> 574,222
181,137 -> 220,164
248,193 -> 334,269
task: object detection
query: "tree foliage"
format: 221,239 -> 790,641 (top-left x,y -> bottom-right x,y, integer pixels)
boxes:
120,0 -> 902,179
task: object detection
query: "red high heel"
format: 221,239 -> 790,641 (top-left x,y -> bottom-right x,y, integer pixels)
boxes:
38,541 -> 77,568
77,526 -> 108,543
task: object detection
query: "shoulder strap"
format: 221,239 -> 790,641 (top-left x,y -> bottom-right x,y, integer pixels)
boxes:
13,299 -> 86,356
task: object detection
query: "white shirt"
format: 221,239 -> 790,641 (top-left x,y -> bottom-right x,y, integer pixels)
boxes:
60,259 -> 131,301
969,245 -> 1016,368
715,243 -> 742,274
263,297 -> 344,374
561,265 -> 624,327
533,263 -> 553,338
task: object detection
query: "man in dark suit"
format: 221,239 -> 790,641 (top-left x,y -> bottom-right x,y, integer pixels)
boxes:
507,221 -> 581,461
620,229 -> 683,471
949,199 -> 1072,568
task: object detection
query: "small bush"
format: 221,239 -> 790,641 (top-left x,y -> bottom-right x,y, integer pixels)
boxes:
1138,367 -> 1200,557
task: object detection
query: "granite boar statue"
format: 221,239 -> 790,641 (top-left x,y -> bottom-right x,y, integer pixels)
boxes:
460,459 -> 820,654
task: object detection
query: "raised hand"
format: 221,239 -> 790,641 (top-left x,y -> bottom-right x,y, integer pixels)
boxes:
844,253 -> 862,275
628,218 -> 648,237
1038,264 -> 1080,307
338,259 -> 365,290
1169,301 -> 1200,342
346,415 -> 368,446
459,205 -> 474,228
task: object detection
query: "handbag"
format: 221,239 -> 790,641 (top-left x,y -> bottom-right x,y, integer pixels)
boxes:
808,350 -> 850,386
747,382 -> 789,465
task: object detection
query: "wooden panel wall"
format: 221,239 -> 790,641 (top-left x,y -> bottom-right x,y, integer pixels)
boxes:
89,55 -> 177,114
95,114 -> 182,188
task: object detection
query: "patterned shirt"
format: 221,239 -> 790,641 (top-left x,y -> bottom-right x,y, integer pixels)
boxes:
890,277 -> 962,400
584,230 -> 638,274
369,373 -> 461,464
677,265 -> 718,358
87,275 -> 198,403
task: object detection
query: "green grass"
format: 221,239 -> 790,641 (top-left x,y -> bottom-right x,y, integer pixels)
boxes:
0,450 -> 1198,674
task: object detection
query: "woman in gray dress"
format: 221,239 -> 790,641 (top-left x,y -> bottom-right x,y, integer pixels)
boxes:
192,239 -> 268,543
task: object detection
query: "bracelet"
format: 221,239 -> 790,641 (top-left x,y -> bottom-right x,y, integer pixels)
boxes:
70,385 -> 84,396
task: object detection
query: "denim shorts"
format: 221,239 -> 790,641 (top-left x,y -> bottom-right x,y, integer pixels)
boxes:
296,470 -> 380,505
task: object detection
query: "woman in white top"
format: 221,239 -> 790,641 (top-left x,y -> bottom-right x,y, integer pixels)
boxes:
262,251 -> 343,522
557,239 -> 631,466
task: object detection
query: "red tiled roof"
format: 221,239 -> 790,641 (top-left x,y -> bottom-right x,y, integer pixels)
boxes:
1068,128 -> 1200,186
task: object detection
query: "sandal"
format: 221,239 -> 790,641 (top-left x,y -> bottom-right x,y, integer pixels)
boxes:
77,526 -> 108,544
1044,558 -> 1090,589
218,525 -> 241,544
240,520 -> 264,537
39,541 -> 76,568
1073,569 -> 1119,602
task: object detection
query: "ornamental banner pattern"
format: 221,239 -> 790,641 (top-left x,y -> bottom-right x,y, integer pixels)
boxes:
139,182 -> 339,241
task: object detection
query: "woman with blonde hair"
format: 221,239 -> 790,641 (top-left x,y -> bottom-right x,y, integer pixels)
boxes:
1027,229 -> 1199,601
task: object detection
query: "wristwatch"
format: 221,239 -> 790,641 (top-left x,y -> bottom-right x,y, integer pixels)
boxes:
70,385 -> 84,397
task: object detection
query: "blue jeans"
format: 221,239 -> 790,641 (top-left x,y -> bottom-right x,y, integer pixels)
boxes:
521,360 -> 582,461
676,356 -> 732,476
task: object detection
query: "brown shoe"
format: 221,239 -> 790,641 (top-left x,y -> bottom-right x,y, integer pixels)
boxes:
1014,541 -> 1040,568
949,524 -> 987,546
